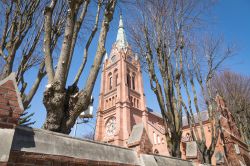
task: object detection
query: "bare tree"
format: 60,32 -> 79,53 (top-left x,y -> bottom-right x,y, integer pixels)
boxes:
0,0 -> 45,109
129,0 -> 210,157
0,0 -> 67,110
210,71 -> 250,146
181,35 -> 236,164
42,0 -> 117,134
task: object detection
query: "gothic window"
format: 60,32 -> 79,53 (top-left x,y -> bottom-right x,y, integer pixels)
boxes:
127,74 -> 131,88
115,74 -> 118,86
137,99 -> 139,108
112,96 -> 115,106
132,75 -> 135,90
114,69 -> 118,86
153,132 -> 157,145
109,76 -> 112,90
106,100 -> 108,109
134,98 -> 136,108
157,135 -> 161,144
111,55 -> 116,63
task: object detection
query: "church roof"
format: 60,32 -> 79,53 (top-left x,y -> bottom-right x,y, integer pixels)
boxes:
182,111 -> 209,126
127,123 -> 145,146
115,14 -> 128,49
146,107 -> 209,127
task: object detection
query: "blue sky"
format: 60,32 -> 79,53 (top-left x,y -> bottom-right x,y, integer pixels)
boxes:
25,0 -> 250,137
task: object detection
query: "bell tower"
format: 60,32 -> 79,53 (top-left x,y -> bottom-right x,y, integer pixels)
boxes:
95,15 -> 148,147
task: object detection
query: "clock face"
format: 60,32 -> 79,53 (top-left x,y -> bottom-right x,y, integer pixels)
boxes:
105,117 -> 116,136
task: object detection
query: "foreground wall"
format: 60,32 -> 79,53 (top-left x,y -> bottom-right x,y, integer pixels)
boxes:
0,126 -> 193,166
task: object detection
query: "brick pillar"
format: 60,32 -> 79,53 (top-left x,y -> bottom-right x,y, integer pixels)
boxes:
0,73 -> 24,129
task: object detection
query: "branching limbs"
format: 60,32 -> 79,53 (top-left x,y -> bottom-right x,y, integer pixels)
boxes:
42,0 -> 117,134
181,35 -> 236,163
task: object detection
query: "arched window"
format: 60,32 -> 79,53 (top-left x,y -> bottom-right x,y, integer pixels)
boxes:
132,75 -> 135,90
106,100 -> 108,109
115,74 -> 118,86
109,76 -> 112,90
153,132 -> 157,145
127,74 -> 131,88
109,98 -> 111,108
134,98 -> 136,108
112,96 -> 114,106
157,135 -> 161,144
114,69 -> 118,86
108,72 -> 112,91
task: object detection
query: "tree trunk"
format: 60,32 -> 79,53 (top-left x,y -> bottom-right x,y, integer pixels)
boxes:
43,83 -> 82,134
202,150 -> 212,165
43,82 -> 67,132
165,130 -> 182,158
42,0 -> 117,134
172,135 -> 182,158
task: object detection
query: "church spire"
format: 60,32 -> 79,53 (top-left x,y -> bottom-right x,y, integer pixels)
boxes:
116,14 -> 128,49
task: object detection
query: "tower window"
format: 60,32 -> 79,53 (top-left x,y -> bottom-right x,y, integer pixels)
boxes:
109,76 -> 112,90
132,76 -> 135,90
127,74 -> 131,88
115,74 -> 118,86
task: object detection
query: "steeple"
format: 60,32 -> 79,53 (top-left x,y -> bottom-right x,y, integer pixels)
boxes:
116,14 -> 128,49
104,52 -> 108,61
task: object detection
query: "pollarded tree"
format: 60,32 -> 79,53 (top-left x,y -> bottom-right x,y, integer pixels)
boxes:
129,0 -> 210,158
210,71 -> 250,146
181,35 -> 236,164
0,0 -> 66,109
42,0 -> 117,134
0,0 -> 44,109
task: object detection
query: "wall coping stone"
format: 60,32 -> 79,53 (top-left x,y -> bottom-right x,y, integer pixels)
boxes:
0,126 -> 194,165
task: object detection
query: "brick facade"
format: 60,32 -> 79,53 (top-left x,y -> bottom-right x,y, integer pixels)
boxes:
4,151 -> 137,166
0,73 -> 24,129
94,15 -> 250,165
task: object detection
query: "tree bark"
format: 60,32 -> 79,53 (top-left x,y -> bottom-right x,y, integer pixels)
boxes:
42,0 -> 117,134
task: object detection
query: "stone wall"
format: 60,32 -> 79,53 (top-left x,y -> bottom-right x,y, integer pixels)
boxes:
0,127 -> 194,166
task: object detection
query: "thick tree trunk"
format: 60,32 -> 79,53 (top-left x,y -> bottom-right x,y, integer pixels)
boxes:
43,82 -> 66,132
42,0 -> 117,134
43,83 -> 81,134
165,129 -> 182,158
201,150 -> 212,165
172,135 -> 182,158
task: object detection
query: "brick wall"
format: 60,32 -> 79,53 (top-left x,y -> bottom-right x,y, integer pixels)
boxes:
1,150 -> 135,166
0,73 -> 23,129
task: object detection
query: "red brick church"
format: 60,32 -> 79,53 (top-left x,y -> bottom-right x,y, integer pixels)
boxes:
94,15 -> 250,166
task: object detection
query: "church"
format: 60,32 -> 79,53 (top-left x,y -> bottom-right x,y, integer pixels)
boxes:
94,15 -> 250,166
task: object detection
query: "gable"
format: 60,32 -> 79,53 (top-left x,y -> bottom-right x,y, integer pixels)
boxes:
0,73 -> 24,128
